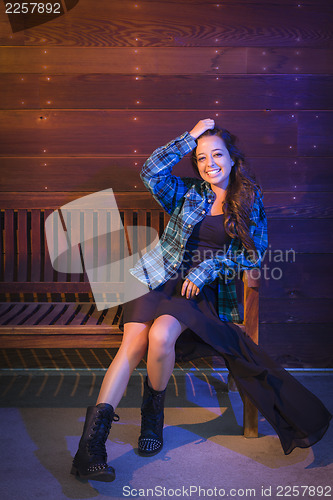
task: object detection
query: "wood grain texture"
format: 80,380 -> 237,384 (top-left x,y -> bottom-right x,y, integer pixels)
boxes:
0,110 -> 298,156
1,157 -> 332,192
1,74 -> 332,110
259,298 -> 333,323
1,192 -> 332,218
259,324 -> 333,367
0,0 -> 331,47
260,255 -> 333,299
1,47 -> 332,74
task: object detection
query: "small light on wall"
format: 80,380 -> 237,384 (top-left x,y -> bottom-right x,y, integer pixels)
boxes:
135,162 -> 138,165
289,146 -> 293,149
215,100 -> 219,104
43,50 -> 47,54
294,161 -> 297,164
21,77 -> 24,81
133,117 -> 137,120
45,186 -> 48,190
135,67 -> 139,70
215,50 -> 218,53
47,101 -> 51,104
43,66 -> 47,69
135,76 -> 139,80
43,149 -> 47,153
295,67 -> 299,71
21,101 -> 25,104
313,145 -> 317,148
215,39 -> 219,42
46,77 -> 50,81
215,113 -> 219,117
216,77 -> 219,80
295,78 -> 298,81
134,150 -> 137,153
291,114 -> 295,118
135,38 -> 139,41
295,102 -> 299,106
44,163 -> 47,166
134,185 -> 137,188
315,115 -> 319,118
262,51 -> 266,55
136,100 -> 140,104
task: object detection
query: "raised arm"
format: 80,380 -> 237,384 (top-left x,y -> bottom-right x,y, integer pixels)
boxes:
140,120 -> 216,215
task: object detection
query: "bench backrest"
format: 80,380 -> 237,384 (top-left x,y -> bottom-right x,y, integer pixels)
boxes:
0,207 -> 245,310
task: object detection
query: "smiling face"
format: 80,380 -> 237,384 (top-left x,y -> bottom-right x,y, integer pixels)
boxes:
195,135 -> 233,191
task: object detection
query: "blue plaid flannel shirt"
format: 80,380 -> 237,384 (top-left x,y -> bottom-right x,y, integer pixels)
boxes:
129,131 -> 268,323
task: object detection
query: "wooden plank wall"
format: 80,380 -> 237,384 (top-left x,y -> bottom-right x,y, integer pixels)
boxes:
0,0 -> 332,366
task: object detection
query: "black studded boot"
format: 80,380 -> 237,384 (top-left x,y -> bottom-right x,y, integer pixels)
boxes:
138,376 -> 167,456
71,403 -> 119,482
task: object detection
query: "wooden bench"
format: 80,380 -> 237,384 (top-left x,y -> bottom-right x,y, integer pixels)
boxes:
0,201 -> 261,437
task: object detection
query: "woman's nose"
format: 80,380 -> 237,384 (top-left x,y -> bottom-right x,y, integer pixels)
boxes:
206,156 -> 214,167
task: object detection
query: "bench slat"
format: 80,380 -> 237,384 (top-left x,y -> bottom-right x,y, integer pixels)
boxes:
32,304 -> 70,326
21,303 -> 64,325
151,210 -> 160,238
0,326 -> 123,349
31,209 -> 41,282
43,209 -> 55,282
65,303 -> 94,325
0,303 -> 16,318
0,303 -> 32,324
17,210 -> 28,282
4,210 -> 15,282
49,303 -> 82,325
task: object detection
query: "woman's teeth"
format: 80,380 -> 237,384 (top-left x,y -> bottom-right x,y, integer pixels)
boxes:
206,168 -> 221,177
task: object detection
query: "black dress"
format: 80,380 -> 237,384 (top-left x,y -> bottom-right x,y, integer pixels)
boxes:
122,213 -> 332,456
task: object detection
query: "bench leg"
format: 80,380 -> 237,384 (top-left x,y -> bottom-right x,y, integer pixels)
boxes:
243,395 -> 258,438
227,372 -> 258,438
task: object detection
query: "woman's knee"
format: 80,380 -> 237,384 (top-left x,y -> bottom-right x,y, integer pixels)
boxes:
148,315 -> 185,356
120,321 -> 151,358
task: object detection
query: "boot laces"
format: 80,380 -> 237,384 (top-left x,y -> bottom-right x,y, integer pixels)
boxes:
89,410 -> 119,458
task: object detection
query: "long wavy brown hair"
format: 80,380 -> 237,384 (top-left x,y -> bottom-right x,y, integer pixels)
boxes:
191,126 -> 262,258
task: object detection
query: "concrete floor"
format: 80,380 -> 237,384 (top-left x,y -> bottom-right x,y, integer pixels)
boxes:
0,369 -> 332,500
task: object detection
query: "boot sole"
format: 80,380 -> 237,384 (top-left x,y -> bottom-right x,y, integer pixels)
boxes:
138,444 -> 163,457
70,465 -> 116,482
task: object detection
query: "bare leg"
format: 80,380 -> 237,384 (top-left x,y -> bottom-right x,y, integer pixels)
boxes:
146,314 -> 188,391
96,320 -> 153,408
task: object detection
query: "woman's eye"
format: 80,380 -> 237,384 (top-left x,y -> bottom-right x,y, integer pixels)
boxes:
198,157 -> 205,162
214,153 -> 222,157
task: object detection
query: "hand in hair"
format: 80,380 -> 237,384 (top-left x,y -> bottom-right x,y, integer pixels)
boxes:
189,119 -> 215,140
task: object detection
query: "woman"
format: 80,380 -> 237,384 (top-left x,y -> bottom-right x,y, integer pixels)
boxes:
70,119 -> 332,482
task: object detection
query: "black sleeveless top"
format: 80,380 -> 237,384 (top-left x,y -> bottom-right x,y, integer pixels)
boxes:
180,213 -> 232,276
